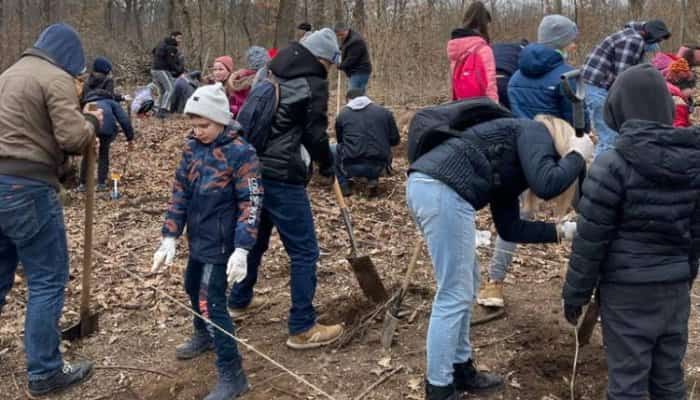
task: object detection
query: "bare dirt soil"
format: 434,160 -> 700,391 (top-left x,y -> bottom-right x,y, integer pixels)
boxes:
2,113 -> 700,400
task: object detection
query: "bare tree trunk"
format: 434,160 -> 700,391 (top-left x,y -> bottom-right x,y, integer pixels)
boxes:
352,0 -> 365,32
42,0 -> 52,28
235,0 -> 253,47
18,0 -> 25,57
312,0 -> 325,27
551,0 -> 563,14
334,0 -> 343,25
0,0 -> 4,69
629,0 -> 645,19
274,0 -> 297,48
198,0 -> 204,70
680,0 -> 688,45
167,0 -> 176,32
105,0 -> 113,33
176,0 -> 194,61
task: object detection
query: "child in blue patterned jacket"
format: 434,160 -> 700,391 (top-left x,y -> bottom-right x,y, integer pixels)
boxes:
151,82 -> 263,400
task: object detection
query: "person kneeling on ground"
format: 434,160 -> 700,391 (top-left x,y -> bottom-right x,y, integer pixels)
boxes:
406,98 -> 592,400
563,63 -> 700,400
331,88 -> 400,197
151,83 -> 263,400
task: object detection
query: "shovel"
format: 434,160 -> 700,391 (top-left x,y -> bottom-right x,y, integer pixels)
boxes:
381,240 -> 421,349
332,178 -> 388,303
63,137 -> 99,341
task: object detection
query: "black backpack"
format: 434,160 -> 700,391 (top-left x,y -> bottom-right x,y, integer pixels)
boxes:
236,72 -> 280,153
407,97 -> 512,163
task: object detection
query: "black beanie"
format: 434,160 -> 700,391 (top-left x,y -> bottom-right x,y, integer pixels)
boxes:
642,20 -> 671,43
604,63 -> 674,131
297,22 -> 312,32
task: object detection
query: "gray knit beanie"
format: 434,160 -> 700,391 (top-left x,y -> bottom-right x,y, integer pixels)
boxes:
538,15 -> 578,50
300,28 -> 341,64
184,83 -> 232,126
246,46 -> 270,71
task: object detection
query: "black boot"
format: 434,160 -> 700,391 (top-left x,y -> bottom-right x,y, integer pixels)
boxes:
175,329 -> 214,360
204,365 -> 249,400
367,179 -> 379,198
425,380 -> 460,400
453,359 -> 503,394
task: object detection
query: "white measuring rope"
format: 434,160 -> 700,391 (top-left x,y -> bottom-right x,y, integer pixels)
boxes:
111,262 -> 339,400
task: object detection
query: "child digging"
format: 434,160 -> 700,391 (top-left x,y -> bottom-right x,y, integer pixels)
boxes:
151,83 -> 263,400
563,64 -> 700,399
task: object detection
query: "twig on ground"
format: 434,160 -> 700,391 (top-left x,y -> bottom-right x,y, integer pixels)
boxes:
352,365 -> 404,400
95,365 -> 175,379
270,385 -> 305,400
335,293 -> 398,349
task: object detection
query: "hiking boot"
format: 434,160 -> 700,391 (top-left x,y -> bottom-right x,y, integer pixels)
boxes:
28,361 -> 94,396
477,281 -> 504,308
203,368 -> 249,400
425,381 -> 459,400
228,296 -> 268,319
453,359 -> 504,394
367,179 -> 379,198
95,183 -> 108,192
286,323 -> 344,350
175,330 -> 214,360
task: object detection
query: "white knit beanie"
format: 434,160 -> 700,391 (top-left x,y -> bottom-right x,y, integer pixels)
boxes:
184,83 -> 232,126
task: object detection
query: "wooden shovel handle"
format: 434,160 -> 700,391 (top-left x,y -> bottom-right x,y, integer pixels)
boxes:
332,177 -> 349,209
401,241 -> 422,294
80,137 -> 96,317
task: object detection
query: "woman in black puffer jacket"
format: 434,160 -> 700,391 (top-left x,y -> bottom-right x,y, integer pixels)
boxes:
407,99 -> 593,400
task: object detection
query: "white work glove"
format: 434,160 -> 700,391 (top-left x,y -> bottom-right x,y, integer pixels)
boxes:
557,221 -> 577,241
476,230 -> 492,248
123,94 -> 133,102
568,134 -> 595,161
227,248 -> 249,286
151,237 -> 177,273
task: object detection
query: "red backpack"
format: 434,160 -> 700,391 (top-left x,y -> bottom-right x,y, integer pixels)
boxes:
452,45 -> 488,100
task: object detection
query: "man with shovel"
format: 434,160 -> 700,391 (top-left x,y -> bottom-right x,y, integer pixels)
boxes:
0,23 -> 102,396
227,28 -> 345,349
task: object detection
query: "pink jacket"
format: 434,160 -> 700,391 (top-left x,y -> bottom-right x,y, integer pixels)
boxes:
447,35 -> 498,102
227,69 -> 256,117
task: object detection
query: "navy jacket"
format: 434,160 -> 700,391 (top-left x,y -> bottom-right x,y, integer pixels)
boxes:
339,30 -> 372,76
508,44 -> 590,131
493,40 -> 528,109
564,121 -> 700,305
410,117 -> 585,244
83,92 -> 134,141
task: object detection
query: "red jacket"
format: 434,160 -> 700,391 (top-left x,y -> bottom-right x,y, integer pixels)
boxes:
447,32 -> 498,102
667,83 -> 691,128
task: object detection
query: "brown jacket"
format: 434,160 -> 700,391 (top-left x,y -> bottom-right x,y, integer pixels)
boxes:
0,49 -> 96,189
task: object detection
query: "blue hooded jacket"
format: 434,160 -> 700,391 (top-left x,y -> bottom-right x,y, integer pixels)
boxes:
32,23 -> 86,77
508,44 -> 589,131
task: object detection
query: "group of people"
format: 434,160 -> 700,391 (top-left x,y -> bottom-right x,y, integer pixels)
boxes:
412,2 -> 699,400
0,3 -> 699,400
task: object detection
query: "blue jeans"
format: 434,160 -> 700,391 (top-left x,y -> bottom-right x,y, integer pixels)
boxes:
228,179 -> 319,335
0,182 -> 69,381
330,143 -> 381,188
488,208 -> 533,282
348,73 -> 370,95
586,84 -> 616,158
406,173 -> 480,386
185,259 -> 242,372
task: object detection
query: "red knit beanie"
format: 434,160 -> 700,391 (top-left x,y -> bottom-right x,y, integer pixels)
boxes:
214,56 -> 234,72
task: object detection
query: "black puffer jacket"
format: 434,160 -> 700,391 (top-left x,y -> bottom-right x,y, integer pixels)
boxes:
409,116 -> 585,243
335,100 -> 399,168
339,30 -> 372,76
563,120 -> 700,306
264,42 -> 333,185
152,37 -> 183,76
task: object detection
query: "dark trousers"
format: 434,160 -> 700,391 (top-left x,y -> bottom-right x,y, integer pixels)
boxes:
228,179 -> 319,335
80,135 -> 113,185
600,282 -> 690,400
185,259 -> 242,372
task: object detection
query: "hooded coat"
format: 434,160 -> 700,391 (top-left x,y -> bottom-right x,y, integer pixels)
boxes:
152,37 -> 183,77
339,30 -> 372,76
508,44 -> 590,131
563,64 -> 700,306
447,28 -> 498,102
0,23 -> 95,189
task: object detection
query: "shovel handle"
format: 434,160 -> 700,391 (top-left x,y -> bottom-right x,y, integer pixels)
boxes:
332,178 -> 360,255
401,241 -> 422,294
336,71 -> 342,115
80,137 -> 96,318
332,177 -> 348,209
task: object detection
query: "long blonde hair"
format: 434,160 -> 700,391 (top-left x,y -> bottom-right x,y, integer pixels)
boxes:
521,115 -> 590,220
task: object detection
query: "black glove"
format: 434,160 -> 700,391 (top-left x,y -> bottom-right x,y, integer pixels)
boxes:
318,164 -> 334,178
563,303 -> 582,326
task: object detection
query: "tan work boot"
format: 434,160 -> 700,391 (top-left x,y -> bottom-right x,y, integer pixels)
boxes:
286,323 -> 344,350
477,281 -> 504,308
228,296 -> 268,319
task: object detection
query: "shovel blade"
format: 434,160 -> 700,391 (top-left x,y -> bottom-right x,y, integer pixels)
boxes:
381,309 -> 401,350
61,313 -> 99,342
348,255 -> 388,303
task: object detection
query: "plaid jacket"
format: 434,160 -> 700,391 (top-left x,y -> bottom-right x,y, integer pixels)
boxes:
582,22 -> 646,90
162,125 -> 263,263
